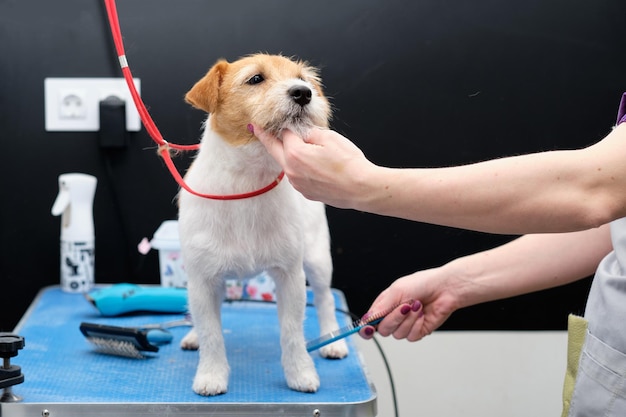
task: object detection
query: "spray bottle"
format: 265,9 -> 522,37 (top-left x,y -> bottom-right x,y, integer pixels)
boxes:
51,173 -> 97,292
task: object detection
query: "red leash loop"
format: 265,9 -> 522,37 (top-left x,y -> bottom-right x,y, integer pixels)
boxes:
103,0 -> 285,199
159,144 -> 286,200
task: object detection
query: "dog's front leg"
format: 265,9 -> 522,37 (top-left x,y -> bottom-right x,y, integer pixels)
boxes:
181,277 -> 230,396
271,266 -> 320,393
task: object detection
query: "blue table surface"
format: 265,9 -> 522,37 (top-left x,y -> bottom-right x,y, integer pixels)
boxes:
12,286 -> 376,405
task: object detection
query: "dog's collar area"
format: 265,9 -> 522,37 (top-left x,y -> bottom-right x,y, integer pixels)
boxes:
105,0 -> 283,200
158,144 -> 285,200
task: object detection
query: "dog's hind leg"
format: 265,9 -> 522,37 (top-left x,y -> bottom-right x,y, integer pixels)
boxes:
181,276 -> 230,396
305,257 -> 349,360
270,266 -> 320,393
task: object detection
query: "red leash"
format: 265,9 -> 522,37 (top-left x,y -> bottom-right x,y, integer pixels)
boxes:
103,0 -> 285,200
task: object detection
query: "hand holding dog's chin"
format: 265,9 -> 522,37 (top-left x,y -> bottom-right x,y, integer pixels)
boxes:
252,124 -> 376,209
249,124 -> 287,168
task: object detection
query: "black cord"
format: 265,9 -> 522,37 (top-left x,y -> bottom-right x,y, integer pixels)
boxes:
99,149 -> 146,279
370,334 -> 399,417
338,307 -> 400,417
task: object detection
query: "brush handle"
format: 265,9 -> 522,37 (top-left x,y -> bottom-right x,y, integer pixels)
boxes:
306,317 -> 383,352
146,329 -> 174,345
87,283 -> 188,316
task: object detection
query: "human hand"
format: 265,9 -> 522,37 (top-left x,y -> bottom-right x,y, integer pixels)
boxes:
249,124 -> 374,208
359,268 -> 458,342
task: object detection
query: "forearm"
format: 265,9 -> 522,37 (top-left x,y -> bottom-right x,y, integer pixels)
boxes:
354,125 -> 626,234
363,225 -> 611,342
440,226 -> 612,310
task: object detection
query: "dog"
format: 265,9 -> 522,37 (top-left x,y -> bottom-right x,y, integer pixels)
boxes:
178,53 -> 349,396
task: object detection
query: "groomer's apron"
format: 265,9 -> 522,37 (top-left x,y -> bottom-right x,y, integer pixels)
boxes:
562,93 -> 626,417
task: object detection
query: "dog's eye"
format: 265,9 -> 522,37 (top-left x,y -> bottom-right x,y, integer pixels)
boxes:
246,74 -> 264,85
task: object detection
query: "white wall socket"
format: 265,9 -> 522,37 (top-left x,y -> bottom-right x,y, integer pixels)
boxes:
44,78 -> 142,132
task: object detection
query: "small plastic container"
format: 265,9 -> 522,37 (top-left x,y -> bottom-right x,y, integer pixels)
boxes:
150,220 -> 276,301
150,220 -> 187,288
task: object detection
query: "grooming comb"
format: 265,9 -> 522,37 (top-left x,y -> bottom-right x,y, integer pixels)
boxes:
80,316 -> 192,359
306,300 -> 412,352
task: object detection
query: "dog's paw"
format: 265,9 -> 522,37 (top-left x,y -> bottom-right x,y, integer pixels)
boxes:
286,368 -> 320,393
180,328 -> 199,350
320,339 -> 349,359
192,372 -> 228,396
284,355 -> 320,393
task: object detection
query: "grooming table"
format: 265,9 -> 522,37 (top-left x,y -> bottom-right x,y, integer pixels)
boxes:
2,286 -> 377,417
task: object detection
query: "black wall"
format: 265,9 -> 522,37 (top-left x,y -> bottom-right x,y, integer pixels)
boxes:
1,0 -> 625,331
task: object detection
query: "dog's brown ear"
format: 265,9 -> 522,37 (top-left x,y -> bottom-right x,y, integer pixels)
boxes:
185,60 -> 229,113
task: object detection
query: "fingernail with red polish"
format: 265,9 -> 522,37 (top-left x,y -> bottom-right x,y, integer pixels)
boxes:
400,305 -> 411,315
412,300 -> 422,312
361,313 -> 372,322
418,309 -> 425,319
247,124 -> 254,133
364,327 -> 375,337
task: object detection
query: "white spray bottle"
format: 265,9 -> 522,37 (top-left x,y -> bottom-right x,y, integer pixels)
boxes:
51,173 -> 97,292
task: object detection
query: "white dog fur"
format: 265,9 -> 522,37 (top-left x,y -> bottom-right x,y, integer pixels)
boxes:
178,54 -> 348,396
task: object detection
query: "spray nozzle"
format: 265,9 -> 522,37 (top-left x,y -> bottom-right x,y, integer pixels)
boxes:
51,173 -> 97,240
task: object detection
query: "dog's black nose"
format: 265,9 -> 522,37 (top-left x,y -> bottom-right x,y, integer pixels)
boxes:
289,85 -> 312,106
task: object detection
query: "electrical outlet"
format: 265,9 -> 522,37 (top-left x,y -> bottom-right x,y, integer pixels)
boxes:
58,89 -> 88,119
44,78 -> 142,132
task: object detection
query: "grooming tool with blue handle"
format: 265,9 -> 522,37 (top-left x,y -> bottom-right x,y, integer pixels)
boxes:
85,283 -> 188,316
306,301 -> 410,352
306,317 -> 384,352
79,316 -> 192,358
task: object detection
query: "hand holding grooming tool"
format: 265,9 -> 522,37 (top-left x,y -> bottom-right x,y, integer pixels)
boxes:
86,283 -> 188,316
306,301 -> 412,352
51,173 -> 97,293
80,316 -> 192,358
